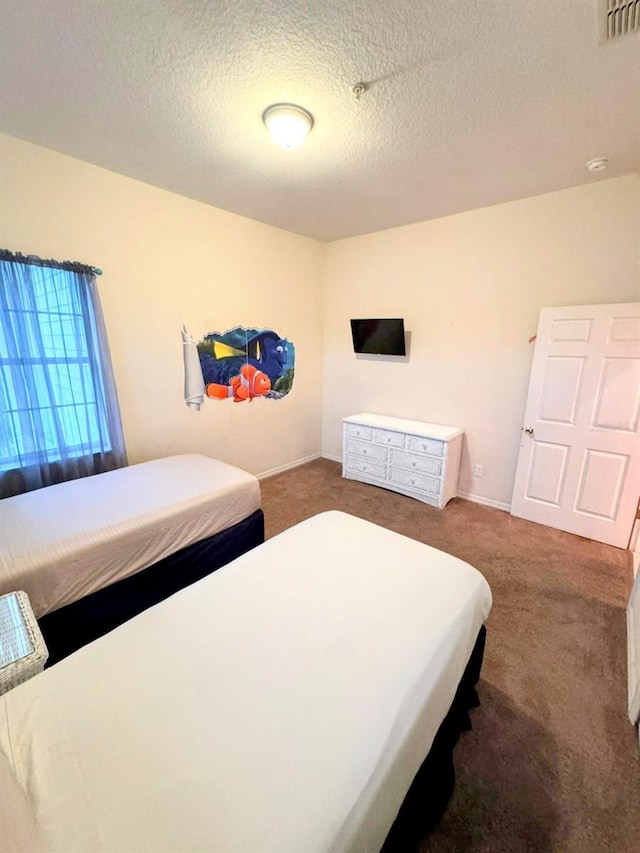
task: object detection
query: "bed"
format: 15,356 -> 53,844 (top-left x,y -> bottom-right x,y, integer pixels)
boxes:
0,511 -> 491,852
0,454 -> 264,664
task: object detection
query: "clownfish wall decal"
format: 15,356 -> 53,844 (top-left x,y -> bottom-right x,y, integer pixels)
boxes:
206,363 -> 271,403
183,325 -> 295,409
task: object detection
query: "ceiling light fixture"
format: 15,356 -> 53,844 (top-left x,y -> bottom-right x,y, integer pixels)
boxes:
262,104 -> 314,150
586,157 -> 609,172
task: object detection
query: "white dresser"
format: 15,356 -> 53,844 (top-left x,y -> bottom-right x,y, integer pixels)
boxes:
342,413 -> 463,508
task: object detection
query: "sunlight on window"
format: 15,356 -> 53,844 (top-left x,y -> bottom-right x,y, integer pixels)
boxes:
0,266 -> 111,471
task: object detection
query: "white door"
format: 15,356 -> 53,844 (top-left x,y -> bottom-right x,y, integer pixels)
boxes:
511,303 -> 640,548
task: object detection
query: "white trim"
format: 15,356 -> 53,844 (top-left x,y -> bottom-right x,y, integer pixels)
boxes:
456,491 -> 511,513
322,454 -> 511,512
628,519 -> 639,578
628,569 -> 640,724
256,453 -> 322,481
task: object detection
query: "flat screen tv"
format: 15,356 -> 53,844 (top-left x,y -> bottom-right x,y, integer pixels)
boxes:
350,318 -> 406,356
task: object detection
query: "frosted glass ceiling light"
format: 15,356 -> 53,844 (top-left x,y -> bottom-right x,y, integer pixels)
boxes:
263,104 -> 313,150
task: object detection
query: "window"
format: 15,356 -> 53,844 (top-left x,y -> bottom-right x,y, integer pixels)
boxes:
0,251 -> 126,497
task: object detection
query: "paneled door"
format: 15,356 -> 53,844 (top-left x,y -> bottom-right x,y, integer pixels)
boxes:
511,303 -> 640,548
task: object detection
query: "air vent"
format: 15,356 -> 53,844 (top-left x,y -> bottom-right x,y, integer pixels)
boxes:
602,0 -> 640,39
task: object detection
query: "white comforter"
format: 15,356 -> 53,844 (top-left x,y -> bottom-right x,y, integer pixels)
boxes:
0,454 -> 260,617
0,511 -> 492,853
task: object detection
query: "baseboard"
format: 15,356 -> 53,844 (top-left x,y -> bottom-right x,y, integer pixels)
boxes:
321,455 -> 510,512
456,491 -> 511,513
256,453 -> 322,480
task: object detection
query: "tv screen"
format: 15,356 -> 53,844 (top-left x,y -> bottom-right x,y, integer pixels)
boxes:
350,318 -> 406,356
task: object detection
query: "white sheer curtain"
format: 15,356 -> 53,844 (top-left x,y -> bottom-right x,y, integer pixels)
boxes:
0,251 -> 127,498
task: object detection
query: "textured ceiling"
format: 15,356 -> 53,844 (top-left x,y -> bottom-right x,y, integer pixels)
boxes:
1,0 -> 639,241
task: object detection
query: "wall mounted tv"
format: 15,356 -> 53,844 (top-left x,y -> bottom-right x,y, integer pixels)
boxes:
350,318 -> 406,356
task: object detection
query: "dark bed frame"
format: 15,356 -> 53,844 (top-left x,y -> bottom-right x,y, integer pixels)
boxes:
382,626 -> 487,851
38,508 -> 265,667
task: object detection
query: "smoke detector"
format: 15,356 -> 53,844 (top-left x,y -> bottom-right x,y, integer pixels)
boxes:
586,157 -> 609,172
599,0 -> 640,40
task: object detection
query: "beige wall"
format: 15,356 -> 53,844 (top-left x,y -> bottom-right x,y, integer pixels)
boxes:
0,133 -> 324,476
2,133 -> 638,507
322,175 -> 640,508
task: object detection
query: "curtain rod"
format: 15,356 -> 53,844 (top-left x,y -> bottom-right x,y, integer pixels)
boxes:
0,249 -> 103,276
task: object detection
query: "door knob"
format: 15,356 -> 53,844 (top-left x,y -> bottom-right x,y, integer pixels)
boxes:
524,427 -> 534,435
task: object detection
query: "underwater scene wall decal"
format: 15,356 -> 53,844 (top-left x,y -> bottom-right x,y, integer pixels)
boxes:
182,326 -> 295,411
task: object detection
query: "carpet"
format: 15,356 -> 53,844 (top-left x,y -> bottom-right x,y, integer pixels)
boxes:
260,458 -> 640,852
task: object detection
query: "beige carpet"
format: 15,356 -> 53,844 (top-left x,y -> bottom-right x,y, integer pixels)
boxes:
260,458 -> 640,852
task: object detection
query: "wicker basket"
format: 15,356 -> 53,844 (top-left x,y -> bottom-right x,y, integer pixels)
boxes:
0,591 -> 48,695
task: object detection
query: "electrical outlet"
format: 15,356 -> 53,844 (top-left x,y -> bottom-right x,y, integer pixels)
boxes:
473,464 -> 484,478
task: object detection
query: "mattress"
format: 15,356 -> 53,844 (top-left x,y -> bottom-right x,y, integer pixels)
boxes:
0,511 -> 491,853
0,454 -> 260,618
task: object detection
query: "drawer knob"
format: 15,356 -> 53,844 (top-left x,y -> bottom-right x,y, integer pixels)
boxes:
363,449 -> 367,454
412,461 -> 416,467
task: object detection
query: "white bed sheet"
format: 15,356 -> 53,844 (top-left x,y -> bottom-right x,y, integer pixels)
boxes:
0,454 -> 260,618
0,511 -> 491,853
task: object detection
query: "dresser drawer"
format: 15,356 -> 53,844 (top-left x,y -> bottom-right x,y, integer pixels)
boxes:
345,423 -> 373,441
406,435 -> 445,457
345,438 -> 388,462
389,449 -> 442,477
373,428 -> 405,449
345,456 -> 386,481
388,466 -> 441,495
